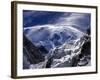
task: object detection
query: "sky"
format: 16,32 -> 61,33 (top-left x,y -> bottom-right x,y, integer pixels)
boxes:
23,10 -> 91,32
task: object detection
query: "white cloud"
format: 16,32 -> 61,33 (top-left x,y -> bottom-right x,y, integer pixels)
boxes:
54,13 -> 90,32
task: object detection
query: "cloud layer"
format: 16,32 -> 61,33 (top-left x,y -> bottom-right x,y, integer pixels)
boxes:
23,10 -> 91,32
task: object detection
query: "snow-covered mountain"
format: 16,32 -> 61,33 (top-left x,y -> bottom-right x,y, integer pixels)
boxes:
46,36 -> 90,68
24,25 -> 86,51
23,24 -> 91,69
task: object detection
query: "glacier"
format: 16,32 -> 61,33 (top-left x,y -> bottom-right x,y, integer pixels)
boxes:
23,24 -> 91,69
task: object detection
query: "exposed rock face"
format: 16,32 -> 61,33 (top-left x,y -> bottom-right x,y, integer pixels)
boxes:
23,34 -> 45,67
78,37 -> 91,66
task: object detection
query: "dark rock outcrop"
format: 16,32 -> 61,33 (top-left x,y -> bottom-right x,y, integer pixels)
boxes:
23,34 -> 45,65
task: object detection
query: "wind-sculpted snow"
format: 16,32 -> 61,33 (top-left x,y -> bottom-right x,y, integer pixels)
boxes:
23,25 -> 91,69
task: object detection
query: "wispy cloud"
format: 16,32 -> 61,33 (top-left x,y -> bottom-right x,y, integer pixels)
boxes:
54,13 -> 91,32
